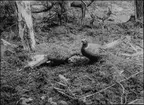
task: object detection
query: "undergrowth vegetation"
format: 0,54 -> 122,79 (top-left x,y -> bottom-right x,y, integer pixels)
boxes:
1,1 -> 143,105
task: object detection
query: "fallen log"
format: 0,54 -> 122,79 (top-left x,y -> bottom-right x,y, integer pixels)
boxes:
25,54 -> 50,69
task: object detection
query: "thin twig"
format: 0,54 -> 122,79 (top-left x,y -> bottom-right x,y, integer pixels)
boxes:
83,84 -> 115,98
128,98 -> 143,104
56,82 -> 67,87
117,82 -> 127,104
83,70 -> 143,98
121,51 -> 143,57
4,23 -> 17,31
53,87 -> 75,100
1,38 -> 17,48
120,70 -> 143,83
128,42 -> 138,52
123,36 -> 139,52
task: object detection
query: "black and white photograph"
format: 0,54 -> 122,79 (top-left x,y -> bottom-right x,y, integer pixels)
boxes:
0,0 -> 143,105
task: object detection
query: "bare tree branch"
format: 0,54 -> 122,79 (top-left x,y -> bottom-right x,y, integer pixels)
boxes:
32,3 -> 54,13
87,0 -> 95,7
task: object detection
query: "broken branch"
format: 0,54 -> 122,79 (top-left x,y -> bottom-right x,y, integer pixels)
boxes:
53,87 -> 75,100
120,51 -> 143,57
1,39 -> 18,48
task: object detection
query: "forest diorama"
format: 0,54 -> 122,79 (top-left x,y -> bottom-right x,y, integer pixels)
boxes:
0,1 -> 143,105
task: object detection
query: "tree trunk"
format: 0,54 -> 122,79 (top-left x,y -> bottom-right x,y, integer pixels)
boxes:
16,1 -> 36,51
134,0 -> 143,20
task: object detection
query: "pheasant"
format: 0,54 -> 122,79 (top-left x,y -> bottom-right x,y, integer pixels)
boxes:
81,39 -> 104,61
81,39 -> 122,61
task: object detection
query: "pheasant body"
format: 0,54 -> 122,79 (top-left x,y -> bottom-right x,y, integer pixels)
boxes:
81,39 -> 104,61
81,39 -> 122,62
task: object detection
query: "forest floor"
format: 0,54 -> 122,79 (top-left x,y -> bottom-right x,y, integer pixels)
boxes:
1,1 -> 143,105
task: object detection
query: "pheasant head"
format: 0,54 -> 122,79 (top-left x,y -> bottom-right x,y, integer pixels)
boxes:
81,39 -> 88,48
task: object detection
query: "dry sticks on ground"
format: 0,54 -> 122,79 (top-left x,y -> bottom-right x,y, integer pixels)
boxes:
82,70 -> 143,99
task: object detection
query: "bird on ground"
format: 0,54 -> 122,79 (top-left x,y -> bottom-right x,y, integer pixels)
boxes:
81,39 -> 122,62
81,39 -> 105,62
